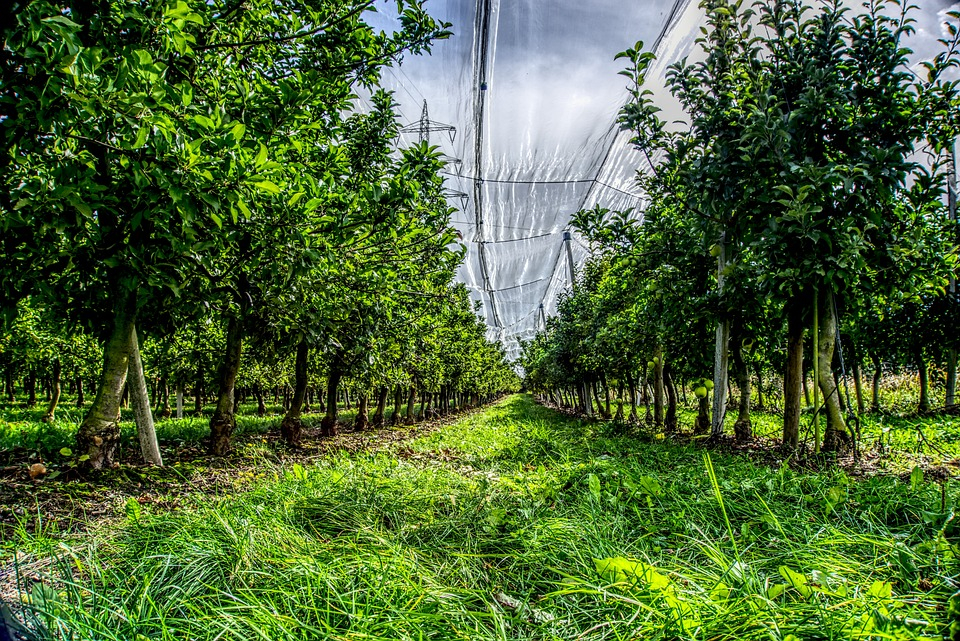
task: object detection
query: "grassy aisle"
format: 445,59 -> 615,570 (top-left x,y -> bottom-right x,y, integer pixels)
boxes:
11,394 -> 958,640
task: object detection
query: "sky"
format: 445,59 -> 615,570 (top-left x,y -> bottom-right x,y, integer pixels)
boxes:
370,0 -> 960,359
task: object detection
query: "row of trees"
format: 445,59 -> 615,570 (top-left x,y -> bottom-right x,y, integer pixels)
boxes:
0,0 -> 518,468
522,0 -> 960,453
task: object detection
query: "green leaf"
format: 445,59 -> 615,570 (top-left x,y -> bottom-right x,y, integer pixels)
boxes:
193,114 -> 214,130
133,126 -> 150,149
867,580 -> 892,599
59,447 -> 73,457
42,15 -> 80,28
778,566 -> 811,597
251,180 -> 282,195
587,473 -> 601,501
909,466 -> 924,491
254,143 -> 268,168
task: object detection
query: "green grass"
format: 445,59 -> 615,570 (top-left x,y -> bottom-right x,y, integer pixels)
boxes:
0,399 -> 434,460
10,394 -> 959,640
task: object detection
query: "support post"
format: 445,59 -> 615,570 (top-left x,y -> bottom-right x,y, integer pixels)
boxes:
711,232 -> 730,436
947,141 -> 957,407
813,289 -> 820,454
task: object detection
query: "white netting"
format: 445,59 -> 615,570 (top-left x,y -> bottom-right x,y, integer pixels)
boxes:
371,0 -> 957,359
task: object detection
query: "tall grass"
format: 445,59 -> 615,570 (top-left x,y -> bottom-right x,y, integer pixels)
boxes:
12,395 -> 959,640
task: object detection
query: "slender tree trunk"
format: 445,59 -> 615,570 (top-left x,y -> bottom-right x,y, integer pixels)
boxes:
851,348 -> 865,416
782,296 -> 805,450
281,339 -> 310,445
176,382 -> 184,419
653,346 -> 665,428
614,383 -> 625,421
694,394 -> 710,435
917,349 -> 930,415
753,362 -> 764,412
373,386 -> 388,428
802,366 -> 811,407
255,385 -> 266,417
818,289 -> 849,453
391,384 -> 403,425
319,357 -> 342,438
128,325 -> 162,466
731,333 -> 752,442
41,358 -> 61,423
158,378 -> 171,418
603,376 -> 612,419
355,394 -> 369,431
664,365 -> 678,434
627,377 -> 638,421
77,291 -> 136,470
593,381 -> 608,419
209,316 -> 244,455
194,359 -> 203,415
405,385 -> 416,424
26,371 -> 36,407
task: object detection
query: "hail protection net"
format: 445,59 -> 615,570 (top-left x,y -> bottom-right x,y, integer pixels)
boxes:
369,0 -> 957,360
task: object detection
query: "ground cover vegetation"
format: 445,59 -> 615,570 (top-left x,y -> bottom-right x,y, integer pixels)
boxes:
5,395 -> 960,640
0,0 -> 520,477
521,0 -> 960,458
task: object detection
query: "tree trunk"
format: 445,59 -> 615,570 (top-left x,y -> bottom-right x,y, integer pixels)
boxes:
176,382 -> 184,419
653,346 -> 665,428
281,339 -> 309,445
255,385 -> 266,417
41,358 -> 61,423
355,394 -> 369,431
603,377 -> 612,419
753,361 -> 764,411
917,349 -> 930,414
614,383 -> 624,421
128,324 -> 162,466
26,371 -> 36,407
75,375 -> 84,408
664,365 -> 678,434
405,385 -> 416,424
159,378 -> 171,418
782,296 -> 805,450
391,384 -> 403,425
209,315 -> 244,455
319,357 -> 341,438
817,289 -> 849,453
694,394 -> 710,435
194,359 -> 203,415
418,390 -> 427,419
731,333 -> 752,442
373,386 -> 388,428
802,366 -> 811,407
593,381 -> 608,419
851,348 -> 865,416
77,292 -> 136,470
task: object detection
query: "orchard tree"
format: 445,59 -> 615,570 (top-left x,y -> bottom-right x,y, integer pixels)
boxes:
0,0 -> 450,467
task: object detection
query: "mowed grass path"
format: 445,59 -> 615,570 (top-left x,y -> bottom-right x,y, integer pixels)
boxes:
13,395 -> 958,640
